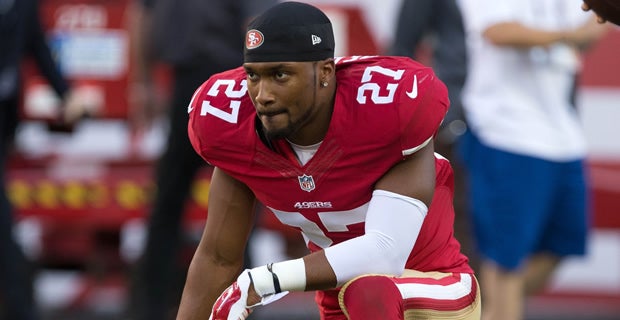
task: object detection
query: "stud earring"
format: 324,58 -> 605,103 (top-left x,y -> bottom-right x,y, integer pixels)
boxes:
321,81 -> 328,87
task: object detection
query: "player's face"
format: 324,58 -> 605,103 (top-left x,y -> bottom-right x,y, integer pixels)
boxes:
244,61 -> 328,144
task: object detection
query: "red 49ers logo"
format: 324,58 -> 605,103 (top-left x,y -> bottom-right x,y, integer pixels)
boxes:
245,29 -> 264,49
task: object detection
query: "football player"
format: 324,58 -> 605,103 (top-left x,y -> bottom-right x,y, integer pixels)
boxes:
178,2 -> 479,319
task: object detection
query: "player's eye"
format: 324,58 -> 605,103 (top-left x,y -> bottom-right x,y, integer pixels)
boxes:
246,72 -> 258,81
274,71 -> 289,81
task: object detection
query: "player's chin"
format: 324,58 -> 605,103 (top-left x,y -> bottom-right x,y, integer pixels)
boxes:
261,114 -> 288,130
263,123 -> 293,140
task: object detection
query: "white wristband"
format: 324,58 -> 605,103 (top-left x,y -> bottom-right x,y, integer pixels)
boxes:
249,258 -> 306,297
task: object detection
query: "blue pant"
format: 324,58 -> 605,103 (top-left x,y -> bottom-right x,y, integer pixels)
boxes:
459,131 -> 589,270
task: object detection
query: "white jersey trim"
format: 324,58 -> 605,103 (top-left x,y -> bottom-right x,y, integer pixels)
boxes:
397,273 -> 473,300
402,136 -> 432,156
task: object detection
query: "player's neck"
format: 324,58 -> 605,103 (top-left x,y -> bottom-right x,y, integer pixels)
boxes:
289,89 -> 335,146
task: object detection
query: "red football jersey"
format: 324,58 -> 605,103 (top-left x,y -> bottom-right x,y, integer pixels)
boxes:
188,55 -> 471,275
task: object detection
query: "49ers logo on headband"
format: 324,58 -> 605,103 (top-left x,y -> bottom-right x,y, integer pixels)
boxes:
246,29 -> 265,49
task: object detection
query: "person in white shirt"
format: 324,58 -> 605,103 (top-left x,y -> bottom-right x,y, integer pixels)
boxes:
456,1 -> 608,319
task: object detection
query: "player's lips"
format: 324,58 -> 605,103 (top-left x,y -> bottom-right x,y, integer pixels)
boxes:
259,113 -> 287,124
257,109 -> 286,119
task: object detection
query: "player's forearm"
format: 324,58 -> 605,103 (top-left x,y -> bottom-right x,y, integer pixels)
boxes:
177,250 -> 241,320
303,251 -> 338,290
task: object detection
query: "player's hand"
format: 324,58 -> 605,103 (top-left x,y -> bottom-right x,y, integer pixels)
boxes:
209,270 -> 289,320
209,272 -> 252,320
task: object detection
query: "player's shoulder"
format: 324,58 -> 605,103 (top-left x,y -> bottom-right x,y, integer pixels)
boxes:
188,66 -> 254,136
189,66 -> 250,113
187,66 -> 257,165
334,56 -> 448,148
193,66 -> 248,99
335,55 -> 433,75
334,55 -> 443,108
335,55 -> 438,94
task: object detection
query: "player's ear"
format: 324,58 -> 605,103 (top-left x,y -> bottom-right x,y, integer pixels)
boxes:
319,58 -> 336,82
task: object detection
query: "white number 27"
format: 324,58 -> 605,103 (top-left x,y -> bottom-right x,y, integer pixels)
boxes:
193,79 -> 248,123
356,66 -> 404,105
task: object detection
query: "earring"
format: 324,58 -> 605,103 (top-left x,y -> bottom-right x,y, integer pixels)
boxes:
321,81 -> 328,87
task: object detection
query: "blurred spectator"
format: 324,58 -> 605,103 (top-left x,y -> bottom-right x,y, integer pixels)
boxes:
388,0 -> 474,263
126,0 -> 276,319
457,1 -> 608,319
389,0 -> 468,145
581,0 -> 612,24
0,0 -> 84,319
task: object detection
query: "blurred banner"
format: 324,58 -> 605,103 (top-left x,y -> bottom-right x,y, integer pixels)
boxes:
22,0 -> 131,120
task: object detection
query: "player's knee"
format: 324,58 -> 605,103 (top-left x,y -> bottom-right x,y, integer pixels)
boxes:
339,275 -> 402,319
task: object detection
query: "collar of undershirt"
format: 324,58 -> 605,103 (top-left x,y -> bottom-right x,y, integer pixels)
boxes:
286,139 -> 322,165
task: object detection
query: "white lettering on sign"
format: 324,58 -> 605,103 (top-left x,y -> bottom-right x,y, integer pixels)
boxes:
55,5 -> 107,30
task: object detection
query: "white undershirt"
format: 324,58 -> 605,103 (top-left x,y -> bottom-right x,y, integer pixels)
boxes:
287,140 -> 322,165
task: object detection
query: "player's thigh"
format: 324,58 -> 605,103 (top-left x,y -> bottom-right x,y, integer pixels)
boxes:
338,270 -> 480,320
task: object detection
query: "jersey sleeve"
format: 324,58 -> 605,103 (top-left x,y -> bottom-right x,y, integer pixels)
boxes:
187,67 -> 254,167
187,79 -> 213,164
398,64 -> 450,155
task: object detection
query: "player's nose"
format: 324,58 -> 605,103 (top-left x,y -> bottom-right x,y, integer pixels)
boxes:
254,80 -> 276,106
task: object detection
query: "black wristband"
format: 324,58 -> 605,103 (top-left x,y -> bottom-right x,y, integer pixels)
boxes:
267,263 -> 282,294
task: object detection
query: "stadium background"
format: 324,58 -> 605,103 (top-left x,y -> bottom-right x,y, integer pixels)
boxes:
7,0 -> 619,319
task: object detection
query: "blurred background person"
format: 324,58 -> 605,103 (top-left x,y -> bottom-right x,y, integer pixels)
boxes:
0,0 -> 85,319
581,0 -> 618,25
388,0 -> 474,265
456,0 -> 609,319
126,0 -> 277,319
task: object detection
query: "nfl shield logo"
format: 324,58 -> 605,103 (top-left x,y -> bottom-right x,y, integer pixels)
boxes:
298,174 -> 315,192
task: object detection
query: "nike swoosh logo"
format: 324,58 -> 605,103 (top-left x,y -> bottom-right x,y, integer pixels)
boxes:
406,75 -> 418,99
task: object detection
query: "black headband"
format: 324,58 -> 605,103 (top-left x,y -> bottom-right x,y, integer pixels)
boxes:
244,2 -> 335,62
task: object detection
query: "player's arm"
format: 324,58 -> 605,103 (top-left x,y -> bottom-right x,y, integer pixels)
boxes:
316,139 -> 435,287
373,137 -> 435,205
177,167 -> 257,320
